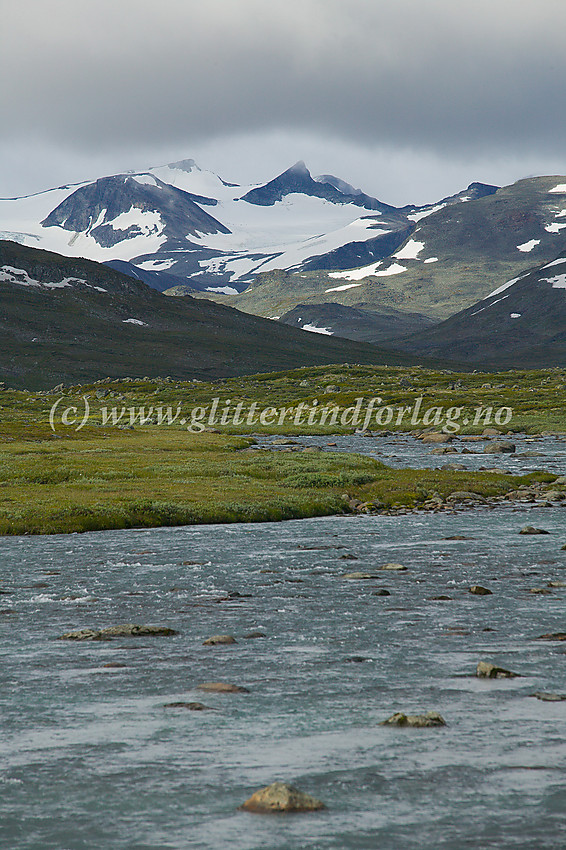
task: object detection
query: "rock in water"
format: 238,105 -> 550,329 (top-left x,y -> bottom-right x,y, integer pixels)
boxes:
240,782 -> 325,813
519,526 -> 550,535
342,572 -> 378,580
381,711 -> 446,728
483,441 -> 516,454
196,682 -> 249,693
202,635 -> 237,645
469,585 -> 492,595
379,563 -> 407,571
58,624 -> 178,640
530,692 -> 566,702
476,661 -> 519,678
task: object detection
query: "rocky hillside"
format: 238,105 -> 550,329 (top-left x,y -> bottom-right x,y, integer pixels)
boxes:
0,240 -> 431,389
391,250 -> 566,367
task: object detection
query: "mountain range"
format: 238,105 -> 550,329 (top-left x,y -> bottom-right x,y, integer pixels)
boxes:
1,160 -> 566,372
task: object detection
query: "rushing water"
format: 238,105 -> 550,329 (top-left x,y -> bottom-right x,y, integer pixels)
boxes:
1,439 -> 566,849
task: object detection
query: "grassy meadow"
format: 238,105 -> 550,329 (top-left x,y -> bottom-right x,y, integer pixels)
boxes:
0,363 -> 564,534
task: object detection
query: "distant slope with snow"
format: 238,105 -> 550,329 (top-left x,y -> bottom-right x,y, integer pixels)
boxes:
0,239 -> 427,389
391,250 -> 566,367
209,176 -> 566,322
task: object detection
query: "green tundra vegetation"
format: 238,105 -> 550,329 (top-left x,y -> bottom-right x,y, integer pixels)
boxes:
0,364 -> 563,534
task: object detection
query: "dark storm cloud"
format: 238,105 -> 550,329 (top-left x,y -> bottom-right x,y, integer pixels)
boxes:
2,0 -> 566,159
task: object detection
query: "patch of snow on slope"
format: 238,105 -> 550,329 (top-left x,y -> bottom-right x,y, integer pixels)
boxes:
394,239 -> 424,260
122,318 -> 148,326
329,261 -> 407,282
302,323 -> 333,335
205,286 -> 239,295
549,184 -> 566,193
131,174 -> 159,187
137,259 -> 176,271
483,274 -> 528,299
517,239 -> 540,252
545,222 -> 566,233
325,282 -> 363,293
110,208 -> 163,235
471,294 -> 510,315
0,266 -> 87,289
407,204 -> 445,222
541,257 -> 566,269
541,274 -> 566,289
424,257 -> 438,263
510,313 -> 521,318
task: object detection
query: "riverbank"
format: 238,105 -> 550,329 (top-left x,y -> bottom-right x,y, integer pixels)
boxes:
1,365 -> 565,534
0,425 -> 558,535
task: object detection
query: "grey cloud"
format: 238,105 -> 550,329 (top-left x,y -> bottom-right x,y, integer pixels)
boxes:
2,0 -> 566,158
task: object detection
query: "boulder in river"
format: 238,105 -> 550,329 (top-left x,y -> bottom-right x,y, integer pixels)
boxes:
476,661 -> 519,678
164,702 -> 216,710
202,635 -> 237,645
196,682 -> 249,693
519,526 -> 550,535
530,692 -> 566,702
58,624 -> 177,640
534,632 -> 566,641
240,782 -> 325,813
421,433 -> 453,444
483,441 -> 516,454
381,711 -> 446,728
469,585 -> 493,595
342,572 -> 378,580
379,563 -> 407,571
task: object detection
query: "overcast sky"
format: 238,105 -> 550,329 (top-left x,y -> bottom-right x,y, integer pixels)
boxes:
1,0 -> 566,205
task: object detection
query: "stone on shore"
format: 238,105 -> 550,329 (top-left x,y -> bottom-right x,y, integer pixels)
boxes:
381,711 -> 446,728
240,782 -> 325,814
476,661 -> 519,678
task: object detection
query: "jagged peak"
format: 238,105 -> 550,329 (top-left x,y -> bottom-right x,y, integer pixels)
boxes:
285,160 -> 311,177
315,174 -> 363,197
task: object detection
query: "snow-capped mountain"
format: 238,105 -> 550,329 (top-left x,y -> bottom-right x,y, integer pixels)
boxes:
391,249 -> 566,367
209,175 -> 566,324
0,158 -> 484,295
